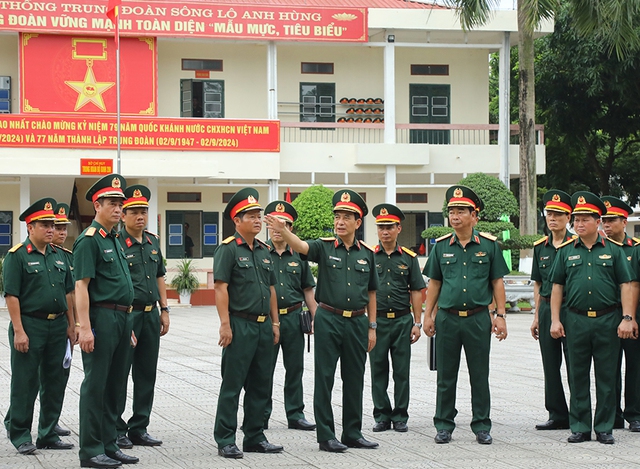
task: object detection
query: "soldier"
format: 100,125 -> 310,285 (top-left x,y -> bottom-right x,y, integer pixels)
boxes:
265,189 -> 379,453
422,185 -> 509,445
74,174 -> 137,468
601,196 -> 640,431
115,185 -> 170,449
3,198 -> 75,455
550,191 -> 637,445
263,200 -> 317,432
530,190 -> 574,430
213,188 -> 283,459
369,204 -> 425,433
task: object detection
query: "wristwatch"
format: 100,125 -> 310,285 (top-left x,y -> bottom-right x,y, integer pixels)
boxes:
495,312 -> 506,319
369,322 -> 377,330
414,322 -> 423,329
623,315 -> 634,321
161,306 -> 171,313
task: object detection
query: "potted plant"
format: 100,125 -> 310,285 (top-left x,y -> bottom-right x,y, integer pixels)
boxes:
170,258 -> 199,305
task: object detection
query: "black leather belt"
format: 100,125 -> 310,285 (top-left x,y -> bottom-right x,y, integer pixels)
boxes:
22,311 -> 65,320
92,303 -> 133,313
570,304 -> 620,318
132,303 -> 155,312
377,308 -> 411,319
279,302 -> 303,315
443,306 -> 486,317
230,311 -> 269,322
318,302 -> 366,317
539,296 -> 550,303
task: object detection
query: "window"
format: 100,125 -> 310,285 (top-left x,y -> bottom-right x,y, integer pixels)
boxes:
168,192 -> 202,203
180,79 -> 224,118
411,64 -> 449,76
300,83 -> 335,123
182,59 -> 223,71
0,211 -> 11,254
396,193 -> 428,203
0,77 -> 10,113
222,193 -> 234,203
166,210 -> 219,258
301,62 -> 334,74
282,192 -> 300,202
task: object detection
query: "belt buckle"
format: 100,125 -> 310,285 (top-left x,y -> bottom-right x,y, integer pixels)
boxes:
459,310 -> 468,317
342,310 -> 352,318
387,312 -> 395,319
279,308 -> 288,314
587,310 -> 597,318
127,306 -> 133,313
257,315 -> 267,323
144,305 -> 153,312
47,313 -> 57,320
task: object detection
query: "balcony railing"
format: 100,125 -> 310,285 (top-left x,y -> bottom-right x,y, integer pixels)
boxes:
280,122 -> 544,145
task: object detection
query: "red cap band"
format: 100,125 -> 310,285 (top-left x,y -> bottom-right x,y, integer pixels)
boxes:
334,201 -> 363,217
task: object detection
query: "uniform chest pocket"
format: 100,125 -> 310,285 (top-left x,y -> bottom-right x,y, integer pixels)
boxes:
25,263 -> 43,274
394,263 -> 409,278
539,258 -> 551,270
566,258 -> 583,268
285,263 -> 300,275
260,261 -> 273,272
148,252 -> 160,264
102,251 -> 120,275
328,258 -> 343,270
236,259 -> 254,269
471,256 -> 490,277
440,256 -> 458,267
354,262 -> 370,284
597,258 -> 613,268
376,263 -> 383,274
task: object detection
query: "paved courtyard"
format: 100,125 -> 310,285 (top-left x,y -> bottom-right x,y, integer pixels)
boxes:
1,307 -> 639,468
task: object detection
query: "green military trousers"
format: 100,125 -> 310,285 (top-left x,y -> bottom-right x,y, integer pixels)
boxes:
214,315 -> 274,448
79,307 -> 133,460
565,310 -> 620,433
7,315 -> 68,449
616,318 -> 640,424
116,306 -> 161,437
369,313 -> 413,424
264,307 -> 306,426
537,301 -> 570,422
434,309 -> 492,434
314,307 -> 368,443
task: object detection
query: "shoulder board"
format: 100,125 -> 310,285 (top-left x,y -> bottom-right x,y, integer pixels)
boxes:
401,246 -> 417,257
479,232 -> 497,242
221,236 -> 235,245
633,237 -> 640,246
359,241 -> 375,252
320,237 -> 336,242
557,238 -> 575,249
435,233 -> 453,242
144,229 -> 159,239
607,237 -> 623,246
256,238 -> 271,250
85,227 -> 96,237
533,236 -> 548,247
52,243 -> 72,254
8,243 -> 23,253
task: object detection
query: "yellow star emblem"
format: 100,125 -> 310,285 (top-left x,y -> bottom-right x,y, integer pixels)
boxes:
65,66 -> 115,112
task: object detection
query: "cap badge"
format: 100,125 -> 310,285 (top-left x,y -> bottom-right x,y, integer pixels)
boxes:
247,195 -> 257,204
552,194 -> 560,202
341,192 -> 351,203
133,189 -> 142,198
453,187 -> 463,198
380,208 -> 388,216
58,207 -> 66,215
604,200 -> 612,208
275,203 -> 285,213
44,201 -> 53,211
112,177 -> 121,189
577,196 -> 586,205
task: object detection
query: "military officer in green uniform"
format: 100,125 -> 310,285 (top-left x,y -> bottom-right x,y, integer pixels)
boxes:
369,203 -> 425,433
115,185 -> 170,449
265,189 -> 379,453
550,191 -> 637,445
530,190 -> 574,430
263,200 -> 317,431
601,195 -> 640,431
423,185 -> 509,445
4,198 -> 75,455
74,174 -> 138,468
213,188 -> 283,459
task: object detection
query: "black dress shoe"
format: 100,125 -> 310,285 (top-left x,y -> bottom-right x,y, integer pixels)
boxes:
116,435 -> 133,449
434,430 -> 451,444
36,440 -> 74,449
80,454 -> 122,468
342,437 -> 379,449
243,440 -> 284,453
288,418 -> 316,431
372,421 -> 391,432
567,432 -> 591,443
319,439 -> 347,453
106,450 -> 139,464
535,419 -> 570,430
476,431 -> 493,445
630,421 -> 640,432
17,442 -> 36,455
218,444 -> 243,459
393,421 -> 408,432
614,419 -> 625,429
596,432 -> 615,444
54,424 -> 71,436
129,432 -> 162,446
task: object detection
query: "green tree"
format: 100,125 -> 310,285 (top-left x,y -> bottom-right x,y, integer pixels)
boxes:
291,185 -> 334,240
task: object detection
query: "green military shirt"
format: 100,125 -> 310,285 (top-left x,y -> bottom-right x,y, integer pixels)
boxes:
531,233 -> 575,298
303,237 -> 378,310
53,245 -> 75,283
618,234 -> 636,261
267,240 -> 315,308
423,229 -> 510,310
73,220 -> 134,306
3,238 -> 73,314
549,234 -> 633,311
118,229 -> 166,304
213,232 -> 276,315
374,243 -> 425,312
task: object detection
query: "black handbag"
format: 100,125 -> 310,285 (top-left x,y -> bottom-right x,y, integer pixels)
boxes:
300,309 -> 313,334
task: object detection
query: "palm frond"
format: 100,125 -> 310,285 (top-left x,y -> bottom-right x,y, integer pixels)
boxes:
442,0 -> 502,30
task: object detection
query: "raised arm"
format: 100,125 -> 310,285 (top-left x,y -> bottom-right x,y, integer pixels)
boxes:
264,214 -> 310,255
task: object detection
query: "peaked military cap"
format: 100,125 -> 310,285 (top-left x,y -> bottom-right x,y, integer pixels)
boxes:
446,185 -> 484,212
543,189 -> 572,214
86,173 -> 126,202
20,197 -> 57,223
54,203 -> 71,224
571,191 -> 606,216
224,187 -> 262,220
601,196 -> 633,219
264,200 -> 297,224
372,203 -> 405,224
333,189 -> 368,218
123,184 -> 151,210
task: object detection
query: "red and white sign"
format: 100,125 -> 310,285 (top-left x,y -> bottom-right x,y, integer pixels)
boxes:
81,158 -> 114,175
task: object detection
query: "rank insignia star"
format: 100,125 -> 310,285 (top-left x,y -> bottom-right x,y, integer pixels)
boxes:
65,66 -> 115,112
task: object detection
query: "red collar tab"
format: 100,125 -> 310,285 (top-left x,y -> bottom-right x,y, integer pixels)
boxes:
146,235 -> 152,244
99,228 -> 108,238
125,237 -> 133,247
26,243 -> 33,253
